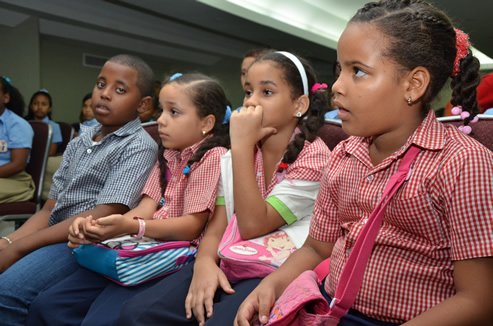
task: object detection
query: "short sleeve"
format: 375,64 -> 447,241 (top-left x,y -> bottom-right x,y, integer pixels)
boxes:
141,163 -> 162,203
50,121 -> 63,144
183,147 -> 227,215
9,119 -> 34,149
48,137 -> 79,200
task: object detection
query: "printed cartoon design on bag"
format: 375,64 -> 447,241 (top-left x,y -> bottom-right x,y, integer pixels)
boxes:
258,231 -> 296,266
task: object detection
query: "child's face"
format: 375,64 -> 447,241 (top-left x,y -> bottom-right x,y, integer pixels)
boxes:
81,98 -> 94,121
92,61 -> 144,127
157,84 -> 209,151
332,23 -> 411,138
31,94 -> 51,120
240,56 -> 255,87
243,61 -> 299,130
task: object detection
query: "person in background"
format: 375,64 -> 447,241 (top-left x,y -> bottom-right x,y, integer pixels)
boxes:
0,54 -> 158,326
0,76 -> 34,204
138,95 -> 160,123
25,89 -> 62,156
240,48 -> 273,88
79,92 -> 98,129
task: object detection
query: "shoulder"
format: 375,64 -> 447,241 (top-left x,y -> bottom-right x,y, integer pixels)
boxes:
440,124 -> 493,162
119,126 -> 158,152
7,113 -> 33,135
294,137 -> 331,165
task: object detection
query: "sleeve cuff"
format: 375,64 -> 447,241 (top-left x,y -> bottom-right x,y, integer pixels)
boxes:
215,196 -> 225,206
266,195 -> 297,225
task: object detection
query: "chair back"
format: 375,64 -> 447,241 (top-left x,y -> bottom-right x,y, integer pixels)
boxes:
438,115 -> 493,151
317,119 -> 349,151
142,121 -> 160,145
57,121 -> 74,154
27,121 -> 52,206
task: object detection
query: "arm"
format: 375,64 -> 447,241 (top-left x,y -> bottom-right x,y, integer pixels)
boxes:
235,235 -> 333,326
229,106 -> 283,239
403,257 -> 493,325
185,206 -> 233,325
48,143 -> 58,156
0,199 -> 128,271
0,148 -> 30,178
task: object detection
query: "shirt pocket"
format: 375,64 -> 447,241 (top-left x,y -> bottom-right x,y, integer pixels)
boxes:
384,191 -> 447,245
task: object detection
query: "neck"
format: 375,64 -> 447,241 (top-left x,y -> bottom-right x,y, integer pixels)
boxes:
260,122 -> 297,163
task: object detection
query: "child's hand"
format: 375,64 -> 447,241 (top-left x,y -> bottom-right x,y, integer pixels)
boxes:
235,279 -> 277,326
230,105 -> 277,148
67,216 -> 93,248
185,259 -> 235,326
83,214 -> 128,241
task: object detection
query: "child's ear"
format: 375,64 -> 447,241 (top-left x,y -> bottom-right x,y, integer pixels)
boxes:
293,94 -> 309,118
201,114 -> 216,134
1,93 -> 10,105
403,66 -> 430,105
137,96 -> 152,114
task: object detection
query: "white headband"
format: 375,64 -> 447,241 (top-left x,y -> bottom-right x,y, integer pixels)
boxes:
276,51 -> 308,96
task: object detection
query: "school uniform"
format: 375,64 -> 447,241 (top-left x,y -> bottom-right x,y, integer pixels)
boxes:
0,108 -> 35,203
311,111 -> 493,324
27,140 -> 227,326
117,136 -> 331,326
0,118 -> 157,326
41,116 -> 63,145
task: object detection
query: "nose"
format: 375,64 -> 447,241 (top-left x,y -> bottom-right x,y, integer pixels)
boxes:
243,92 -> 257,108
100,87 -> 111,100
331,74 -> 343,96
157,110 -> 167,127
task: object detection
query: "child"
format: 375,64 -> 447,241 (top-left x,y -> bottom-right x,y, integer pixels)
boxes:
0,76 -> 34,203
0,54 -> 158,326
240,48 -> 273,88
138,95 -> 160,123
27,73 -> 232,325
25,89 -> 63,156
79,92 -> 97,128
236,1 -> 493,325
117,51 -> 331,326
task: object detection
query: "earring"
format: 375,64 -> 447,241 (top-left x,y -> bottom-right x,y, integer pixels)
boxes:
407,97 -> 413,106
202,130 -> 206,135
295,112 -> 302,118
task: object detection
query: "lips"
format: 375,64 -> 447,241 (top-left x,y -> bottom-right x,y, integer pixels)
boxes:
94,104 -> 110,115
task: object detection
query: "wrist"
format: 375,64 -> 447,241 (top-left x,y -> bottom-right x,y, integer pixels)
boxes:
131,217 -> 146,239
1,236 -> 12,245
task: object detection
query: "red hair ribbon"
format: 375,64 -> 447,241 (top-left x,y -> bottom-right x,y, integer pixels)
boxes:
452,28 -> 470,77
311,83 -> 328,94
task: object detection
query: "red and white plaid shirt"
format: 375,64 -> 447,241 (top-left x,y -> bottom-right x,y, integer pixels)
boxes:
142,141 -> 227,221
310,111 -> 493,323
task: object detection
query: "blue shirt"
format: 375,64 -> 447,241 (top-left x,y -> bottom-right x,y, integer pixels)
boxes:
48,118 -> 158,225
79,119 -> 99,135
41,116 -> 63,144
324,109 -> 339,120
483,108 -> 493,115
0,109 -> 34,166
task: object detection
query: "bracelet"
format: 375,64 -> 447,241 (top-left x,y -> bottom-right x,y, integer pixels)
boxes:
1,236 -> 12,244
132,217 -> 146,240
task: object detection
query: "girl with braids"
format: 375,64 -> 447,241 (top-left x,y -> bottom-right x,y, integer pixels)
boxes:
237,1 -> 493,325
27,73 -> 230,326
0,76 -> 34,204
117,51 -> 331,326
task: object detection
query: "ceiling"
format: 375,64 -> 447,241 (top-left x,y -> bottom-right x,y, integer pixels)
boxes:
0,0 -> 491,72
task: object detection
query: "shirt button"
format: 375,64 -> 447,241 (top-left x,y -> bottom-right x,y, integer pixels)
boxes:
87,148 -> 92,154
367,175 -> 374,182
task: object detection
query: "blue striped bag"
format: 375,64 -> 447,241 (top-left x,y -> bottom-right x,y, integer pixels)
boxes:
73,235 -> 197,286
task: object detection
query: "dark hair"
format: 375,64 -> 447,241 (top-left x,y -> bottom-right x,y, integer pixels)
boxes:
79,92 -> 93,123
0,77 -> 25,116
243,48 -> 274,60
25,89 -> 53,120
350,0 -> 480,124
156,73 -> 231,202
108,54 -> 154,98
255,52 -> 329,167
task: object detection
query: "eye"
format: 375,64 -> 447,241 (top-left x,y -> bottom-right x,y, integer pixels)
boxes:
263,89 -> 273,96
244,89 -> 253,98
353,67 -> 367,78
116,87 -> 126,95
96,81 -> 105,89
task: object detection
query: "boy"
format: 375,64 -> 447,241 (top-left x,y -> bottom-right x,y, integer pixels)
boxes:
0,54 -> 158,325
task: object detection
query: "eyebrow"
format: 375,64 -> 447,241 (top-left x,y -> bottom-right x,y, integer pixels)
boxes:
339,60 -> 372,69
244,80 -> 277,87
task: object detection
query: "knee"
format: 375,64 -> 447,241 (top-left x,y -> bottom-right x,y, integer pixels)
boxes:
117,300 -> 141,326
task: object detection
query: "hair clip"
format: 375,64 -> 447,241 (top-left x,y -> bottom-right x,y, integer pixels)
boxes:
159,197 -> 166,206
311,82 -> 328,93
223,105 -> 232,124
183,165 -> 191,176
1,76 -> 12,85
169,73 -> 183,81
277,162 -> 289,171
39,88 -> 49,93
452,28 -> 470,77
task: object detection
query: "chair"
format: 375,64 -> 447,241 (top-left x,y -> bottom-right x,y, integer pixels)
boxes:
57,121 -> 75,154
438,114 -> 493,151
142,121 -> 160,145
317,118 -> 349,151
0,121 -> 52,217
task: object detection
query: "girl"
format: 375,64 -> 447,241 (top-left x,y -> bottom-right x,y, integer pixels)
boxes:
25,89 -> 63,156
236,1 -> 493,325
0,76 -> 34,205
117,51 -> 331,325
27,73 -> 231,325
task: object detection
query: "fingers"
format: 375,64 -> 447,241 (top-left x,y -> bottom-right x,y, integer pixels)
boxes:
235,298 -> 259,326
257,291 -> 276,325
218,271 -> 235,294
184,292 -> 193,319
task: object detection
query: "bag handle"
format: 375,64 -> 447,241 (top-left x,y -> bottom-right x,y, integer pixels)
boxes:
328,145 -> 421,319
